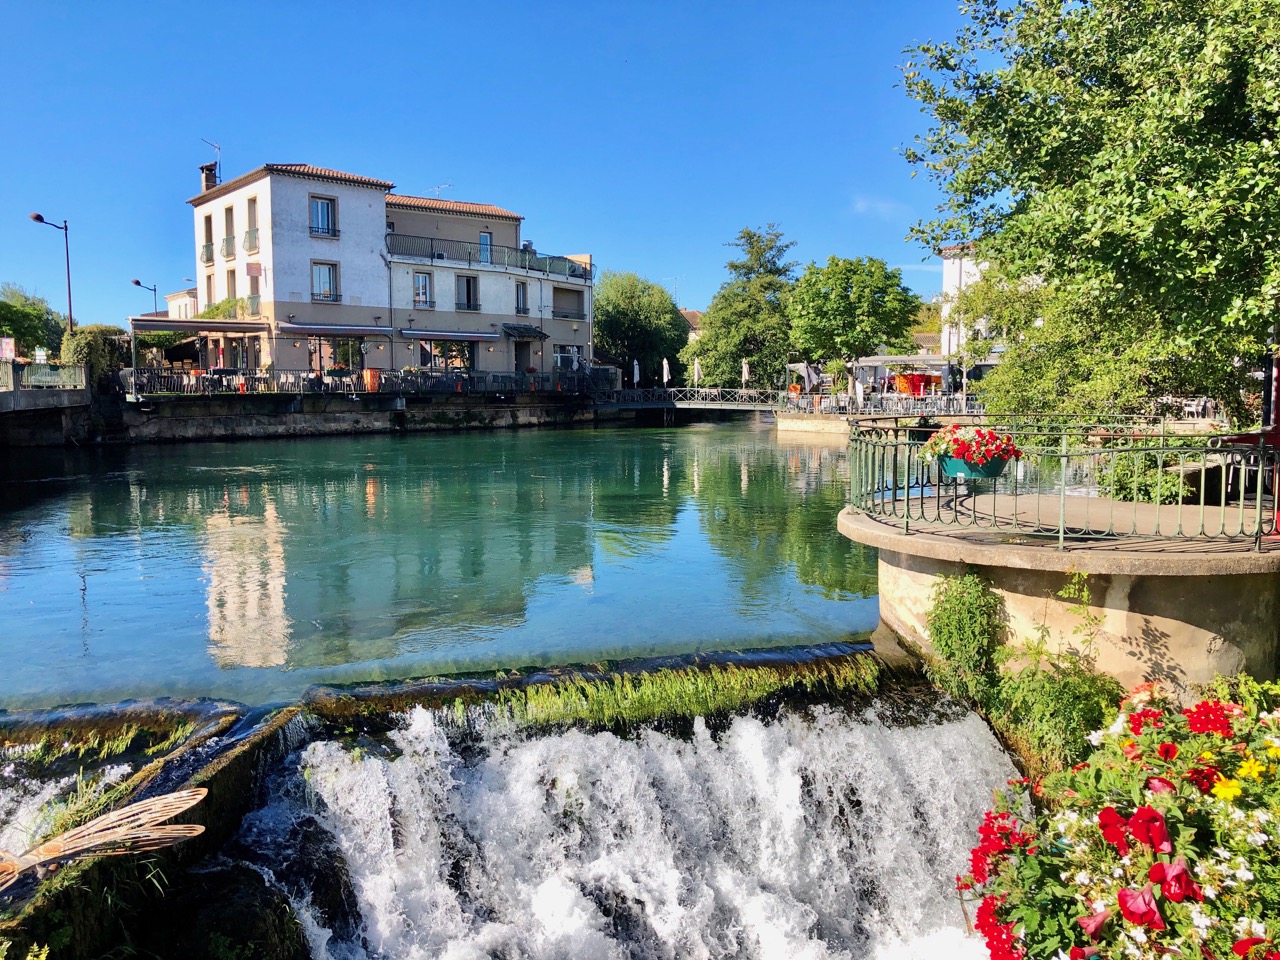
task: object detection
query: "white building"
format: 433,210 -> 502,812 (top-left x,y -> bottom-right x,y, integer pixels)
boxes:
138,163 -> 594,375
939,242 -> 986,355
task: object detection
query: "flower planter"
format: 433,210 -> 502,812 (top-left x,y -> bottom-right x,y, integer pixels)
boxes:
938,455 -> 1009,480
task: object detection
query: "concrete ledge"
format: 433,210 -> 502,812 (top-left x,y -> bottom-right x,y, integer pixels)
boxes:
838,507 -> 1280,577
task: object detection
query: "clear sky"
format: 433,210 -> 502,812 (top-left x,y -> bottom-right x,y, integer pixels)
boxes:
1,0 -> 966,327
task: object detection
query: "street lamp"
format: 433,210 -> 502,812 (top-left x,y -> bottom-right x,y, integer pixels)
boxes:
29,213 -> 74,333
129,280 -> 158,369
131,279 -> 158,315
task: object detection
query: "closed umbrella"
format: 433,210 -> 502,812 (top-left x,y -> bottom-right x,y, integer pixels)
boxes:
693,357 -> 702,387
741,359 -> 749,387
571,346 -> 580,371
633,358 -> 640,386
662,357 -> 671,385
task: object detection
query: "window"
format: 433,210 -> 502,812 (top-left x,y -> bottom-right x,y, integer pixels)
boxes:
203,215 -> 214,245
310,196 -> 338,238
456,276 -> 479,311
226,269 -> 237,300
553,344 -> 580,370
247,197 -> 258,230
413,272 -> 433,308
552,288 -> 585,320
386,221 -> 395,234
479,231 -> 493,263
205,274 -> 214,306
248,275 -> 260,315
245,197 -> 260,253
515,281 -> 529,316
222,207 -> 236,257
311,262 -> 340,302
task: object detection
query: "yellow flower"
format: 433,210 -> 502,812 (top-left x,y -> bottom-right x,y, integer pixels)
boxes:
1212,778 -> 1243,802
1266,737 -> 1280,759
1238,757 -> 1267,780
1200,751 -> 1216,761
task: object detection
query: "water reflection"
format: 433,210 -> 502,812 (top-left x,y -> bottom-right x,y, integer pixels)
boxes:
0,424 -> 878,706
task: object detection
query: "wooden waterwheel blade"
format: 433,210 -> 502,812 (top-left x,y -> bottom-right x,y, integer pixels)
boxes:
31,788 -> 208,860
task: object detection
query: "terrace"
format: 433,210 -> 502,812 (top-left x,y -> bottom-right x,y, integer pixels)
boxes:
386,235 -> 594,280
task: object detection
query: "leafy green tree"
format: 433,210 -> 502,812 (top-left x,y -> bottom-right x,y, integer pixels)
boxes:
1,284 -> 67,355
681,225 -> 796,387
592,272 -> 688,384
903,0 -> 1280,343
0,301 -> 47,354
788,256 -> 921,393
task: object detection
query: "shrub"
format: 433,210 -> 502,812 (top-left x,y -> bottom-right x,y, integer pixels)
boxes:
1099,450 -> 1188,505
59,324 -> 128,384
960,681 -> 1280,960
925,572 -> 1004,704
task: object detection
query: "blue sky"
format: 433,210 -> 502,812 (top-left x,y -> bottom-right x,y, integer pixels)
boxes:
1,0 -> 965,326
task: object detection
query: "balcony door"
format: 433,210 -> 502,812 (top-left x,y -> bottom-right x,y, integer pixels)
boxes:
479,232 -> 492,264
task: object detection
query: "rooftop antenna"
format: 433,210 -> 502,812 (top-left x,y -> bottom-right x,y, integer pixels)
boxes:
429,183 -> 453,197
662,275 -> 683,306
201,138 -> 222,184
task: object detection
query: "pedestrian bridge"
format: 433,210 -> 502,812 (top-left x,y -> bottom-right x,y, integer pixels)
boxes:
600,387 -> 784,411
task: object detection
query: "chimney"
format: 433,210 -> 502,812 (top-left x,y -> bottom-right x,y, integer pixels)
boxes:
199,162 -> 219,192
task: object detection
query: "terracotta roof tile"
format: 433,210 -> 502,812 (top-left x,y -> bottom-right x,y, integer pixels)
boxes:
386,193 -> 522,221
938,241 -> 977,257
189,163 -> 395,204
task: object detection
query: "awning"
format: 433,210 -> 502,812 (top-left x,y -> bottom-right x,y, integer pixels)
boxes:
277,323 -> 395,338
502,323 -> 550,341
127,316 -> 270,334
857,353 -> 955,368
399,329 -> 501,341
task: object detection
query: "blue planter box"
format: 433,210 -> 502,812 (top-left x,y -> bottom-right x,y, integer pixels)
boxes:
938,455 -> 1010,480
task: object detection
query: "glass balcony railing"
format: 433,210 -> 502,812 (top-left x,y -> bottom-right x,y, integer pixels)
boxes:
387,234 -> 594,280
221,236 -> 236,258
246,294 -> 261,315
551,308 -> 586,321
201,243 -> 214,264
243,228 -> 259,253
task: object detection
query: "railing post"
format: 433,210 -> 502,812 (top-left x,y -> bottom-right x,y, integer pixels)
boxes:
1058,430 -> 1068,550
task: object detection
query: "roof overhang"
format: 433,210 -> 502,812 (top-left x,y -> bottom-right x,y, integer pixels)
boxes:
127,317 -> 269,334
399,329 -> 500,341
277,323 -> 395,338
857,353 -> 955,368
501,323 -> 550,341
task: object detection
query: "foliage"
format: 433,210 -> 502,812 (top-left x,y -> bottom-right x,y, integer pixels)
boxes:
925,572 -> 1004,704
975,285 -> 1262,425
592,271 -> 687,384
903,0 -> 1280,344
787,256 -> 921,391
196,297 -> 247,320
960,681 -> 1280,960
1100,451 -> 1190,505
680,225 -> 796,387
1,284 -> 66,356
0,301 -> 47,355
912,300 -> 943,335
920,424 -> 1022,465
0,943 -> 50,960
59,324 -> 128,384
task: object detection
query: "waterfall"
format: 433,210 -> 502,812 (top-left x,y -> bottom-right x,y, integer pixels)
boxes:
239,702 -> 1015,960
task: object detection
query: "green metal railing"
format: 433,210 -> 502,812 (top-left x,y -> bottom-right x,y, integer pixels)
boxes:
243,228 -> 259,253
220,237 -> 236,258
0,361 -> 13,391
849,420 -> 1279,549
246,294 -> 261,316
200,243 -> 214,264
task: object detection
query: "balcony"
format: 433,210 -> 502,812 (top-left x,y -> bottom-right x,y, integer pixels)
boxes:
310,224 -> 340,239
312,291 -> 342,303
243,227 -> 260,254
551,309 -> 586,321
221,236 -> 236,258
413,298 -> 436,309
456,301 -> 481,312
516,306 -> 531,316
387,234 -> 594,280
200,243 -> 214,265
246,294 -> 261,316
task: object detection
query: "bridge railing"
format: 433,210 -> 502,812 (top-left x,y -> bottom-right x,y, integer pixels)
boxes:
850,420 -> 1279,548
1,362 -> 87,391
606,387 -> 785,407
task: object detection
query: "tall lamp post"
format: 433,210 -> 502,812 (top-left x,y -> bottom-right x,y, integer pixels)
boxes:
29,214 -> 74,334
130,280 -> 158,369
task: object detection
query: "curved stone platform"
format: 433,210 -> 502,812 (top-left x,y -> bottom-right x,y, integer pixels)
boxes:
838,506 -> 1280,696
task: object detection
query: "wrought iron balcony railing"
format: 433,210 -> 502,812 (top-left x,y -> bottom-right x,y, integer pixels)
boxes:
201,243 -> 214,264
456,300 -> 481,312
310,225 -> 340,239
516,306 -> 531,316
387,234 -> 594,280
221,237 -> 236,258
243,228 -> 259,253
246,294 -> 261,315
413,298 -> 436,309
312,291 -> 342,303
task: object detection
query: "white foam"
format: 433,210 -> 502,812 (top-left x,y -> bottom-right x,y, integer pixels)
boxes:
291,704 -> 1015,959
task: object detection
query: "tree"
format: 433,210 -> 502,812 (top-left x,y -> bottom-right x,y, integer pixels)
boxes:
681,225 -> 796,387
0,301 -> 47,354
1,283 -> 67,355
903,0 -> 1280,343
788,256 -> 921,393
592,272 -> 688,384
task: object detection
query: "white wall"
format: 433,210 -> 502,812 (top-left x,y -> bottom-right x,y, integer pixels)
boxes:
191,177 -> 275,312
940,252 -> 984,321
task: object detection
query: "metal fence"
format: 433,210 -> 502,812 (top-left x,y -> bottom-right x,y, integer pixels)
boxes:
123,366 -> 604,399
850,420 -> 1279,548
605,387 -> 784,408
0,362 -> 87,391
782,393 -> 986,417
386,234 -> 595,280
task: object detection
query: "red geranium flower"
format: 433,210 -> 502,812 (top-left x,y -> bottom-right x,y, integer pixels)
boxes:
1183,699 -> 1239,738
1185,765 -> 1223,794
1129,709 -> 1164,735
1117,883 -> 1166,931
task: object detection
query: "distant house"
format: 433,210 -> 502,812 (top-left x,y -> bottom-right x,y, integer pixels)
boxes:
680,309 -> 702,343
938,242 -> 986,355
164,287 -> 198,321
913,332 -> 942,355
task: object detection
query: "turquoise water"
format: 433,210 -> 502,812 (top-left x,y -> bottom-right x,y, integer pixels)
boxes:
0,422 -> 878,708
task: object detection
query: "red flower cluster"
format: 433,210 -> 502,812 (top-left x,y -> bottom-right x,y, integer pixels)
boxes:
976,894 -> 1024,960
1185,764 -> 1223,793
1148,857 -> 1202,903
969,810 -> 1035,884
922,425 -> 1022,465
1118,883 -> 1166,931
1233,939 -> 1280,959
1098,805 -> 1171,856
1129,709 -> 1164,735
1182,699 -> 1241,738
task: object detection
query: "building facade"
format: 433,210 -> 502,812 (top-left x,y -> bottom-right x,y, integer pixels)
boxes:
938,242 -> 986,355
178,163 -> 593,375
